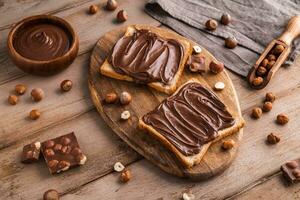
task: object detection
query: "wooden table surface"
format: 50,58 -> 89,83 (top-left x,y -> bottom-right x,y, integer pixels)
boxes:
1,0 -> 300,199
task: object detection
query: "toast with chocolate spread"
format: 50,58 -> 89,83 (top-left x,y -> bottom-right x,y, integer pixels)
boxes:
99,25 -> 192,94
139,80 -> 244,168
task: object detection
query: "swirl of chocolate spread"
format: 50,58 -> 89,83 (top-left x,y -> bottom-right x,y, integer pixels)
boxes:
142,82 -> 235,156
13,23 -> 70,61
109,29 -> 183,84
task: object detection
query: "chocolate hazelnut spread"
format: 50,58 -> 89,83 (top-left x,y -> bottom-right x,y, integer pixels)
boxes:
109,29 -> 183,84
142,82 -> 235,156
13,23 -> 70,61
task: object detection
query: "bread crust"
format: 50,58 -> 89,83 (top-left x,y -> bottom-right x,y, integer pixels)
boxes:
99,25 -> 192,94
139,79 -> 245,168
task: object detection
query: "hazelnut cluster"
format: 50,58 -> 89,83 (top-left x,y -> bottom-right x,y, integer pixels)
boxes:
88,1 -> 128,23
251,44 -> 285,86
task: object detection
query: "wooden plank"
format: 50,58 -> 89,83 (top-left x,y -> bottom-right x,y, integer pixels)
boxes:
0,109 -> 141,200
61,57 -> 300,199
228,172 -> 300,200
0,0 -> 160,84
0,53 -> 93,149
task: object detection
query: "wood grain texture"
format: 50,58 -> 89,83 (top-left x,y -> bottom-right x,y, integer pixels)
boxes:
88,26 -> 243,179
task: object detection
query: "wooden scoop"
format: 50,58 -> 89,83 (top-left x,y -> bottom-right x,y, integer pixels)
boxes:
247,16 -> 300,89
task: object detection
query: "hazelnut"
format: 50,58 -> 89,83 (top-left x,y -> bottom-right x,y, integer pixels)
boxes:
105,92 -> 118,104
276,113 -> 289,125
189,62 -> 202,73
182,192 -> 195,200
106,0 -> 118,11
114,162 -> 125,172
121,110 -> 131,120
266,60 -> 276,70
61,145 -> 72,154
44,149 -> 55,157
57,160 -> 70,171
53,144 -> 63,152
29,109 -> 41,120
117,10 -> 128,22
267,133 -> 280,144
220,13 -> 231,25
225,36 -> 238,49
262,101 -> 272,112
252,77 -> 263,86
43,189 -> 59,200
31,88 -> 44,102
76,154 -> 87,165
44,140 -> 55,148
192,45 -> 202,54
273,44 -> 284,55
209,61 -> 224,74
89,5 -> 98,14
251,107 -> 262,119
286,161 -> 298,169
214,81 -> 225,91
25,150 -> 34,159
205,19 -> 218,31
265,92 -> 276,102
120,169 -> 131,183
222,139 -> 235,150
120,91 -> 132,105
256,66 -> 267,76
15,84 -> 27,95
60,137 -> 71,145
267,54 -> 276,61
71,147 -> 82,156
293,170 -> 300,178
48,160 -> 59,169
60,80 -> 73,92
261,59 -> 269,67
8,94 -> 18,105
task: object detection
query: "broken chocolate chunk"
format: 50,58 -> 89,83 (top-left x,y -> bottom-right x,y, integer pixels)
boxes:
281,159 -> 300,184
41,132 -> 87,174
186,54 -> 206,73
21,141 -> 41,163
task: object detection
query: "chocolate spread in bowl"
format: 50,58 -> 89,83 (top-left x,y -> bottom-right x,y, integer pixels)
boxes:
13,23 -> 71,61
109,29 -> 183,84
142,82 -> 235,156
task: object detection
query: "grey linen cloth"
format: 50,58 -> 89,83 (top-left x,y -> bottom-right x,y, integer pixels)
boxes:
145,0 -> 300,77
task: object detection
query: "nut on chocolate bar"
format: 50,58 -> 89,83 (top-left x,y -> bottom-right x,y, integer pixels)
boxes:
21,141 -> 41,163
281,159 -> 300,184
41,132 -> 87,174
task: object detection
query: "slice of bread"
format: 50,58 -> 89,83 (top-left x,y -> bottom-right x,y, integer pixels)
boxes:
99,25 -> 192,94
139,79 -> 245,168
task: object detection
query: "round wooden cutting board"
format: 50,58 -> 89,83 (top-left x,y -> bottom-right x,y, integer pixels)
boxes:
88,25 -> 243,179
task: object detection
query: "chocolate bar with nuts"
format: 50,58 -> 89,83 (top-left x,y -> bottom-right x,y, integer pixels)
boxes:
21,141 -> 41,163
41,132 -> 87,174
281,159 -> 300,183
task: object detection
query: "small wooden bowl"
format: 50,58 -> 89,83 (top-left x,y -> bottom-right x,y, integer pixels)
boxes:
7,15 -> 79,75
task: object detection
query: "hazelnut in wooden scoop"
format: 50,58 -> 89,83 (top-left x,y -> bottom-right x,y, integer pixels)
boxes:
106,0 -> 118,11
117,10 -> 128,22
225,37 -> 237,49
273,44 -> 285,55
256,66 -> 267,76
252,77 -> 263,86
205,19 -> 218,31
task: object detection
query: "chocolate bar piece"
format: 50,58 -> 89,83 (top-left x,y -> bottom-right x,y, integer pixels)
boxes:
281,159 -> 300,183
21,141 -> 41,163
41,132 -> 87,174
